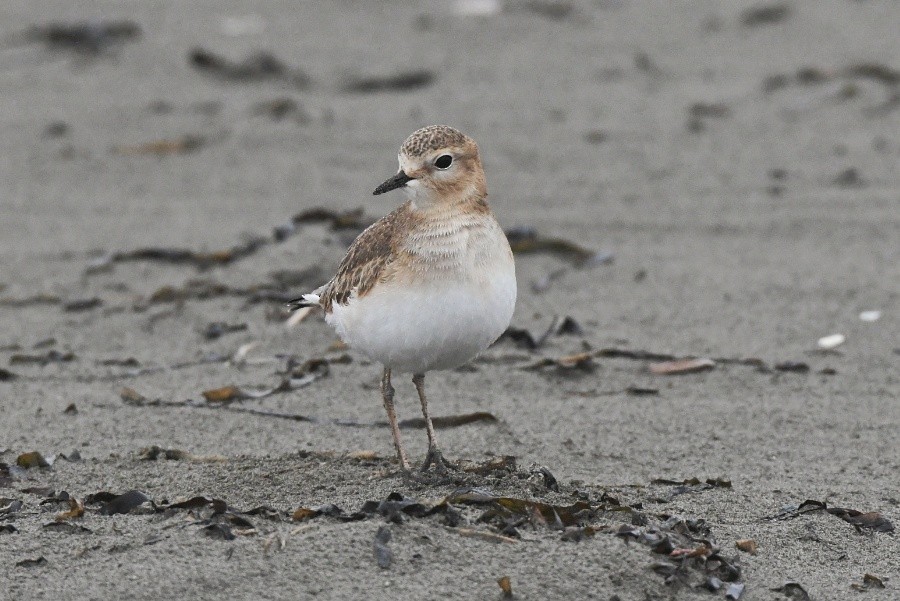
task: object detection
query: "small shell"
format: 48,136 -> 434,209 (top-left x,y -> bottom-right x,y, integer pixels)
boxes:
817,334 -> 846,350
859,310 -> 881,322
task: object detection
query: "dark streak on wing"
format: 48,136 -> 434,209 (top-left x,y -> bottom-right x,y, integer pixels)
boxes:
318,202 -> 417,312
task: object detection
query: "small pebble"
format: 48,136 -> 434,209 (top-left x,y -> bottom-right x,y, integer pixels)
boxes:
817,334 -> 845,350
859,310 -> 881,322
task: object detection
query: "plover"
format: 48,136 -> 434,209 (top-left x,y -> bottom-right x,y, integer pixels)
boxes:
289,125 -> 516,471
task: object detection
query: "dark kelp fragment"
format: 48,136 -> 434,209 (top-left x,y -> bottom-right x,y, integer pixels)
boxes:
43,521 -> 92,534
62,297 -> 103,312
506,227 -> 609,267
651,477 -> 731,501
201,523 -> 236,540
596,348 -> 677,361
110,237 -> 268,270
741,3 -> 790,27
373,526 -> 393,569
774,361 -> 810,372
398,412 -> 497,430
0,368 -> 17,381
626,385 -> 659,396
620,516 -> 742,589
98,490 -> 152,515
0,499 -> 23,516
16,557 -> 48,568
22,21 -> 141,53
497,315 -> 582,350
0,524 -> 16,534
292,207 -> 373,231
202,322 -> 248,340
10,350 -> 75,365
167,496 -> 228,514
344,70 -> 435,93
189,48 -> 310,88
771,582 -> 811,601
139,446 -> 191,461
497,576 -> 513,598
769,499 -> 894,533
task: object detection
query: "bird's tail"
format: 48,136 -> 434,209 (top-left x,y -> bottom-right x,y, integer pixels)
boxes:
286,293 -> 321,311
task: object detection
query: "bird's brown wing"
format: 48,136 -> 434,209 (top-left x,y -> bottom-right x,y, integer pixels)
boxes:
318,201 -> 418,312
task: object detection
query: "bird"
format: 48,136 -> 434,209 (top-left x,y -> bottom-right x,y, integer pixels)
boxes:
289,125 -> 516,471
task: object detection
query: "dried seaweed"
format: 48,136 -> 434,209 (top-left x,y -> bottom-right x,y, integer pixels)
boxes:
62,297 -> 103,312
399,412 -> 497,430
114,135 -> 209,156
344,70 -> 435,93
0,294 -> 61,308
43,521 -> 91,534
0,498 -> 23,516
497,315 -> 583,350
16,556 -> 48,568
773,361 -> 809,373
189,48 -> 310,88
595,348 -> 678,361
21,21 -> 141,53
9,350 -> 75,365
506,227 -> 610,267
202,322 -> 248,340
768,499 -> 894,533
373,526 -> 393,568
741,3 -> 790,27
770,582 -> 810,600
96,490 -> 152,515
109,237 -> 268,270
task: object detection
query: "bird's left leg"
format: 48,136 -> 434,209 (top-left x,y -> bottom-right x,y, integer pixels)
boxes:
412,373 -> 453,472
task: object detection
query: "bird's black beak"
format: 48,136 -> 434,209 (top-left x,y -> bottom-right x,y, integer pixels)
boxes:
373,170 -> 413,195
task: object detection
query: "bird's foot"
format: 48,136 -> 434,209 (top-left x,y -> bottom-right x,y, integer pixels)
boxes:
420,446 -> 454,473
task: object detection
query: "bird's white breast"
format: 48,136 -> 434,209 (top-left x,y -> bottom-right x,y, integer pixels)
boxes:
326,218 -> 516,374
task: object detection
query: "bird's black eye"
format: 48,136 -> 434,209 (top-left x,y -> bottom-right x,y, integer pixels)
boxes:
434,154 -> 453,169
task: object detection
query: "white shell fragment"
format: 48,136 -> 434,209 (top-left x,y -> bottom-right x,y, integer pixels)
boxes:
859,310 -> 881,322
817,334 -> 846,350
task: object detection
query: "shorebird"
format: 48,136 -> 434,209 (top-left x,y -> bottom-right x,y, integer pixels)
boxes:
289,125 -> 516,471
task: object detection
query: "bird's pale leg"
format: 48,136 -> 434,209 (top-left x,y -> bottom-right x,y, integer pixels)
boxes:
413,373 -> 452,472
381,368 -> 410,470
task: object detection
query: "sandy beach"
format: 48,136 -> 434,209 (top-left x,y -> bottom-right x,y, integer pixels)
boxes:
1,1 -> 898,599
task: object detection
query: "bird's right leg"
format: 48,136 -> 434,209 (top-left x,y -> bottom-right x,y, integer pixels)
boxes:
381,367 -> 410,470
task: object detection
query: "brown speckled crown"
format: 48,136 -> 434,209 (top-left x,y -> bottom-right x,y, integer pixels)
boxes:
400,125 -> 469,158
